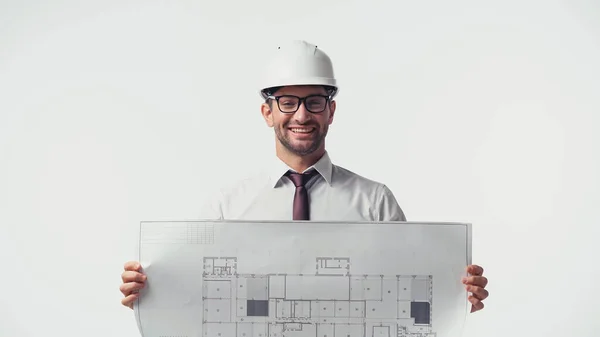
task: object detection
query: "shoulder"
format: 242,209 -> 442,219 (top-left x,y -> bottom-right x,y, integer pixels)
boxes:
199,169 -> 270,219
218,169 -> 270,202
332,164 -> 407,221
331,164 -> 387,191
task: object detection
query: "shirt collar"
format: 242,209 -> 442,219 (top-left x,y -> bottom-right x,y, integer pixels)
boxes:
268,151 -> 334,188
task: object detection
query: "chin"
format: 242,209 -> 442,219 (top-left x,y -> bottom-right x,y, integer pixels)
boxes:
290,141 -> 322,155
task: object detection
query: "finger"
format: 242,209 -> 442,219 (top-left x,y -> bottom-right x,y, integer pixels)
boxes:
121,270 -> 147,283
121,293 -> 140,309
462,275 -> 488,288
124,261 -> 142,272
466,264 -> 484,276
120,281 -> 145,296
465,285 -> 489,300
469,295 -> 484,312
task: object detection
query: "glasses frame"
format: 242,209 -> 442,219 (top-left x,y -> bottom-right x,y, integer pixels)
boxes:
267,94 -> 332,114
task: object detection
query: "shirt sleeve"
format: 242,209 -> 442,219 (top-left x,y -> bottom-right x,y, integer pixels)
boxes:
376,184 -> 407,221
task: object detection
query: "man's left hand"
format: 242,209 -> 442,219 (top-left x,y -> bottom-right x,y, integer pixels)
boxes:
462,264 -> 488,313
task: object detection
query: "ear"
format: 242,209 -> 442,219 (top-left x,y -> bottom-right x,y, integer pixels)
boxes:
327,100 -> 336,125
261,102 -> 274,127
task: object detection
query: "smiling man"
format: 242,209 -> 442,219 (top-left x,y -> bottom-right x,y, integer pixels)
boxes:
119,40 -> 489,313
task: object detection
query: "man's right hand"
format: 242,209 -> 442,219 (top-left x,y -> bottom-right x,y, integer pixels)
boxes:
120,261 -> 147,309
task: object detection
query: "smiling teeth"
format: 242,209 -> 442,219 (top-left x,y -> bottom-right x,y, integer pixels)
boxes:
291,128 -> 312,133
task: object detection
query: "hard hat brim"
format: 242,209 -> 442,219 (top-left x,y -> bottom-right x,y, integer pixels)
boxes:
259,78 -> 339,99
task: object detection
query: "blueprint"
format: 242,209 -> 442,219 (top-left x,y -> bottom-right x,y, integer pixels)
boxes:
133,220 -> 472,337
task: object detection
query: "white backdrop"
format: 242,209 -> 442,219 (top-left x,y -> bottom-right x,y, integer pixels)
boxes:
1,1 -> 599,336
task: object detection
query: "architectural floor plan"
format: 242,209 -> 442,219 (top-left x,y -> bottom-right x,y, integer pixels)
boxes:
202,256 -> 435,337
134,220 -> 471,337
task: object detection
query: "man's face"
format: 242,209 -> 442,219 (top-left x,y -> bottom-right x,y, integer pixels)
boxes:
261,85 -> 336,156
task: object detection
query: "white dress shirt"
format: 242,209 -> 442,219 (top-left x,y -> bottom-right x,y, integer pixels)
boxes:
200,151 -> 406,222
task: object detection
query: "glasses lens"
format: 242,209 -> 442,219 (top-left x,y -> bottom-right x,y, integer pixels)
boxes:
278,96 -> 300,112
305,96 -> 327,112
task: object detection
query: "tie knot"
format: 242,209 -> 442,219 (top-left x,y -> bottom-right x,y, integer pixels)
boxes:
286,170 -> 318,187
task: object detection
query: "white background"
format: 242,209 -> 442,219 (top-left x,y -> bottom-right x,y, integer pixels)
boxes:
1,0 -> 598,336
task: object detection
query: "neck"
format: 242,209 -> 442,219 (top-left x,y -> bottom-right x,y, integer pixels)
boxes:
275,143 -> 326,172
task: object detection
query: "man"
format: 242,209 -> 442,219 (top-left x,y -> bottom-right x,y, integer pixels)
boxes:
119,40 -> 489,313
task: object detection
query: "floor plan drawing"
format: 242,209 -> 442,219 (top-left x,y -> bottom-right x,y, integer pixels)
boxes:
202,256 -> 436,337
134,220 -> 471,337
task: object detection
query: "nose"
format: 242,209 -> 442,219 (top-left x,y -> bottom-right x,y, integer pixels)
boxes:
293,102 -> 311,123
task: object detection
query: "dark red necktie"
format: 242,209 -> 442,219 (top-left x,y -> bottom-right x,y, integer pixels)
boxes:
286,170 -> 318,220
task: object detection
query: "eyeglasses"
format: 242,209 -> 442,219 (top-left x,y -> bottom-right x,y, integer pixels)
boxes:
267,94 -> 331,113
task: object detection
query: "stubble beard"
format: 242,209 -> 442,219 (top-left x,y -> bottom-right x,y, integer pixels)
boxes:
275,123 -> 328,156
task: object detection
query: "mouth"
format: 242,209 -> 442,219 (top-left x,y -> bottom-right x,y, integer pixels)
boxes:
288,126 -> 316,134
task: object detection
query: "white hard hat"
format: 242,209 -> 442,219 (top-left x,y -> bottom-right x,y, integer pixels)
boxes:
259,40 -> 339,99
